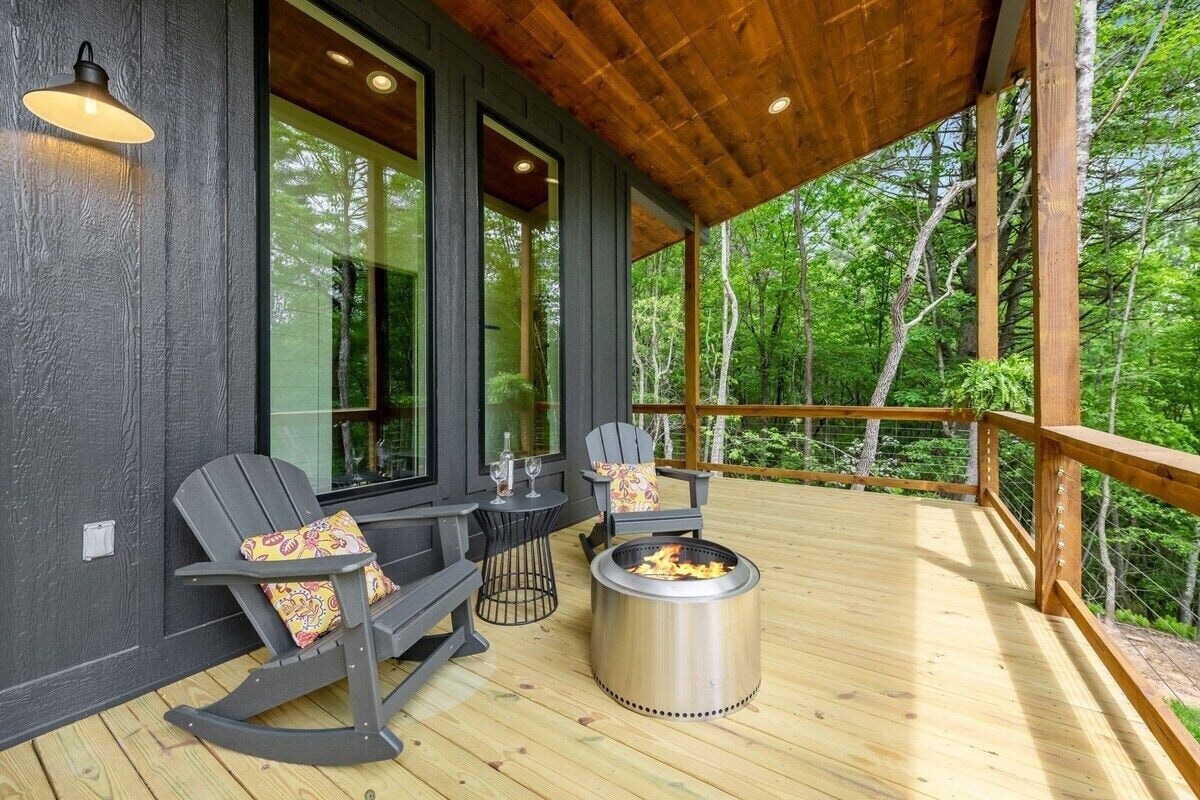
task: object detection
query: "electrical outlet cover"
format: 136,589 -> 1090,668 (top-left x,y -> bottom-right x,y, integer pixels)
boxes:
83,520 -> 115,561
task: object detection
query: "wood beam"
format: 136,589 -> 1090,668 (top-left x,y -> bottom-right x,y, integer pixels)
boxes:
1030,0 -> 1081,616
976,92 -> 1000,504
982,0 -> 1027,94
684,215 -> 701,470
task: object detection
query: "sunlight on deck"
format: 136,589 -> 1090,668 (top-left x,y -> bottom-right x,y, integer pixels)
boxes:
1,478 -> 1192,799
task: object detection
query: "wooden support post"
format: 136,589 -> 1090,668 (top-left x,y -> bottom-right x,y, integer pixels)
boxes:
976,92 -> 999,505
684,215 -> 701,470
1030,0 -> 1082,616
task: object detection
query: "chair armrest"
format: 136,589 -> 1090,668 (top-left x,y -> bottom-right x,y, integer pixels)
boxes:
580,470 -> 612,485
655,467 -> 711,507
176,553 -> 377,586
656,467 -> 712,481
580,470 -> 612,518
358,504 -> 479,570
355,503 -> 477,530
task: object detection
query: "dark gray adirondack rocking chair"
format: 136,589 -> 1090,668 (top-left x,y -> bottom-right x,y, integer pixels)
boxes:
164,454 -> 488,765
578,421 -> 711,561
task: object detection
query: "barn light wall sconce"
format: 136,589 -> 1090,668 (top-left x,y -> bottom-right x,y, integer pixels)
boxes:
22,41 -> 154,144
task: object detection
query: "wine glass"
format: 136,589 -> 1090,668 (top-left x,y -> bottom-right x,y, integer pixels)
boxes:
349,444 -> 364,484
488,461 -> 507,505
376,438 -> 391,479
525,456 -> 543,498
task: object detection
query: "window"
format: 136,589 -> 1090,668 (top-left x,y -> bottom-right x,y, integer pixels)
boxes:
480,116 -> 563,462
265,0 -> 429,495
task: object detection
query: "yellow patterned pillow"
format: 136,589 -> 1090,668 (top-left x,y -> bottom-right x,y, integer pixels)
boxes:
239,510 -> 395,648
592,461 -> 662,519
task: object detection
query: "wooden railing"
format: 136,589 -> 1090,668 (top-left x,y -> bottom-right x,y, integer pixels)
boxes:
637,400 -> 1200,789
981,411 -> 1200,792
632,403 -> 978,496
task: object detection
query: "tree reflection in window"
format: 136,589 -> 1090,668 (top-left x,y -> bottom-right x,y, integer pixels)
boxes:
267,0 -> 428,494
481,117 -> 562,462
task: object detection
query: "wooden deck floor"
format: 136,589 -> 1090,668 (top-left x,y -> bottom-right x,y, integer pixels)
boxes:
1,479 -> 1193,799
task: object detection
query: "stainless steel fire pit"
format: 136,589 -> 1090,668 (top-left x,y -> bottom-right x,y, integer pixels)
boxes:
590,536 -> 761,719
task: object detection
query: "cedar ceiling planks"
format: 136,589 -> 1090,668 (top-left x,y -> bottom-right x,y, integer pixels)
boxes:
631,202 -> 685,261
436,0 -> 1030,226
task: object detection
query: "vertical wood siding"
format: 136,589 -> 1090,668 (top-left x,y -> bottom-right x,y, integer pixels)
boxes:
0,0 -> 688,748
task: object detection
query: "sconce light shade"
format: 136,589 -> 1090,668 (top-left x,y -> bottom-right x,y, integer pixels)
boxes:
22,42 -> 154,144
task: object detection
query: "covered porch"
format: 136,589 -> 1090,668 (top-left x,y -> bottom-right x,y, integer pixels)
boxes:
4,479 -> 1191,799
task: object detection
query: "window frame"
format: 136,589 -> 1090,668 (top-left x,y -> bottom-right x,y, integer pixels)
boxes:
256,0 -> 438,501
475,107 -> 568,474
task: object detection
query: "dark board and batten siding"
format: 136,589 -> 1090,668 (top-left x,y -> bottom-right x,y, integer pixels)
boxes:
0,0 -> 689,748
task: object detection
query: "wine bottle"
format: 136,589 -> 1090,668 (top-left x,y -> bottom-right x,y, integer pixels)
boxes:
500,431 -> 515,496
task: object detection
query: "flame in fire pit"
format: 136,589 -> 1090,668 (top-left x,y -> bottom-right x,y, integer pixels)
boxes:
626,543 -> 732,580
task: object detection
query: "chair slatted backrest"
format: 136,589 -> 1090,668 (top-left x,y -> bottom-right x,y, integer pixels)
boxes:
173,454 -> 325,657
585,422 -> 657,466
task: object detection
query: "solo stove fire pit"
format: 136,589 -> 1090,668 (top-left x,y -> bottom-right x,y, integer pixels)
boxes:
590,536 -> 761,719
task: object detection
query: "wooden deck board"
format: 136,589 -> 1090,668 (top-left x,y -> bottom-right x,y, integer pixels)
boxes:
0,479 -> 1193,799
0,742 -> 54,800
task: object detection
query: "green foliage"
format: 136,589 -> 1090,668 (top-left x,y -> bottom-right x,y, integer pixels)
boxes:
1115,609 -> 1152,628
1086,602 -> 1197,641
1153,616 -> 1198,641
486,372 -> 534,406
1168,699 -> 1200,743
629,2 -> 1200,633
943,356 -> 1034,417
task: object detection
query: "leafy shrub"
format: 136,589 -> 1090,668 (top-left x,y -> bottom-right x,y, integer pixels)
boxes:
1115,609 -> 1151,628
1086,601 -> 1104,616
1153,617 -> 1198,640
943,356 -> 1034,418
486,372 -> 534,406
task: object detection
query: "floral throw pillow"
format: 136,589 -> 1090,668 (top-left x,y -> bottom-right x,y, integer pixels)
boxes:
592,461 -> 662,520
239,510 -> 395,648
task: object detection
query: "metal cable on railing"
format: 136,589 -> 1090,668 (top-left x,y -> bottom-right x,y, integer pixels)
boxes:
631,404 -> 978,498
701,414 -> 973,496
997,429 -> 1036,537
1062,464 -> 1200,707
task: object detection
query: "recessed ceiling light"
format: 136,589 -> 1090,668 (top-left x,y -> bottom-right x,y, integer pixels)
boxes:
367,71 -> 396,94
768,95 -> 792,115
513,159 -> 534,174
326,50 -> 353,67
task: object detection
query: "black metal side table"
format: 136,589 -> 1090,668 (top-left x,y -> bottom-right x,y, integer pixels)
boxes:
473,489 -> 567,625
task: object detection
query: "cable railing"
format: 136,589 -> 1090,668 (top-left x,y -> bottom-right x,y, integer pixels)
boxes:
983,411 -> 1200,788
632,401 -> 1200,787
632,403 -> 977,498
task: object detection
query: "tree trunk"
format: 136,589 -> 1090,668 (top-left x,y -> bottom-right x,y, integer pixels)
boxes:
335,255 -> 357,470
1094,476 -> 1119,622
1076,0 -> 1097,231
854,94 -> 1028,484
1182,523 -> 1200,626
794,189 -> 815,473
1097,164 -> 1162,620
709,221 -> 739,468
853,171 -> 975,487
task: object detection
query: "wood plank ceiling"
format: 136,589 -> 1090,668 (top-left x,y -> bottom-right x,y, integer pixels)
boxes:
631,201 -> 684,260
271,0 -> 552,214
434,0 -> 1030,226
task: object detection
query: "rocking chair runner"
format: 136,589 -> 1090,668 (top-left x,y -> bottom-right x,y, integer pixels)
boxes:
164,454 -> 488,765
578,421 -> 711,562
